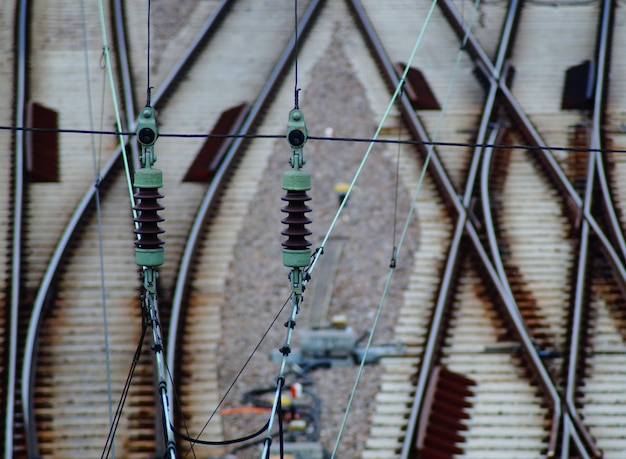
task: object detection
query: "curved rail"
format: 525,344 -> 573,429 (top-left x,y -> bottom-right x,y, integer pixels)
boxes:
563,1 -> 614,457
437,0 -> 626,292
19,2 -> 233,456
6,0 -> 28,457
345,1 -> 560,457
165,0 -> 324,429
348,0 -> 610,457
591,0 -> 624,266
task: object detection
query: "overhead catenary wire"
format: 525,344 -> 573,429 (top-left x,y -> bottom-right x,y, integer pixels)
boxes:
14,2 -> 623,458
1,124 -> 625,154
101,321 -> 148,459
307,0 -> 439,279
293,0 -> 300,108
325,0 -> 438,450
258,2 -> 311,457
96,0 -> 136,218
390,85 -> 405,266
328,0 -> 483,456
147,0 -> 153,105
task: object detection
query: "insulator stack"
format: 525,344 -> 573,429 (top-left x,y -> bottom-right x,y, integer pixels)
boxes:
133,167 -> 165,267
281,169 -> 312,268
281,108 -> 312,270
281,189 -> 312,249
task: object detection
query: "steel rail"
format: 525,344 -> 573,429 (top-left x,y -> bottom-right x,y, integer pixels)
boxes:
442,0 -> 611,455
165,0 -> 325,437
345,2 -> 558,457
404,0 -> 565,453
470,0 -> 520,300
477,0 -> 606,455
591,0 -> 624,269
441,0 -> 614,456
20,3 -> 234,456
347,1 -> 591,457
563,1 -> 614,457
564,156 -> 596,459
438,0 -> 626,291
6,0 -> 29,457
150,1 -> 233,110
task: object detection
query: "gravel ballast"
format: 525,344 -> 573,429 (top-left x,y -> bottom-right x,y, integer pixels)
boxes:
216,29 -> 419,459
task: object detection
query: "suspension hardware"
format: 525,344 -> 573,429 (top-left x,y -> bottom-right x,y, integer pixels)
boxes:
133,106 -> 164,267
282,108 -> 312,272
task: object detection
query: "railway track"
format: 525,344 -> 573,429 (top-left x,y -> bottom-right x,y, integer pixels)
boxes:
7,0 -> 320,457
355,0 -> 626,458
4,1 -> 626,458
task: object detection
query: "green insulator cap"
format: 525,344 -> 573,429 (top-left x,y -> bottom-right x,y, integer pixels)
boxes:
282,169 -> 311,191
283,248 -> 311,268
135,247 -> 164,267
134,167 -> 163,188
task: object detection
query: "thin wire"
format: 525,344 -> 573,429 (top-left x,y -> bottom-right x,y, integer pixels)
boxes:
396,0 -> 482,259
260,297 -> 300,458
97,0 -> 136,213
101,322 -> 148,459
80,1 -> 115,457
391,85 -> 405,257
329,1 -> 482,456
259,2 -> 303,455
307,0 -> 439,280
94,0 -> 138,454
294,0 -> 299,108
328,0 -> 437,452
180,295 -> 291,458
165,362 -> 198,459
1,124 -> 625,154
147,0 -> 152,105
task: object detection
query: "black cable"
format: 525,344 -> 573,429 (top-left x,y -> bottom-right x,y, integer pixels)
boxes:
294,0 -> 299,108
3,124 -> 625,154
164,360 -> 198,459
146,0 -> 152,105
278,390 -> 285,458
172,419 -> 270,445
229,430 -> 281,455
181,294 -> 291,459
101,320 -> 148,459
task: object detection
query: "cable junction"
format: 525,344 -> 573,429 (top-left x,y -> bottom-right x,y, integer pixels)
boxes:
132,106 -> 176,458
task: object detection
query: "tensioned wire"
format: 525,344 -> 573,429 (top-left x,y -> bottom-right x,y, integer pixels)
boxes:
259,3 -> 306,456
326,1 -> 483,456
306,0 -> 434,276
53,0 -> 612,453
74,2 -> 611,457
3,124 -> 626,155
95,0 -> 139,455
81,1 -> 115,458
97,0 -> 136,217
